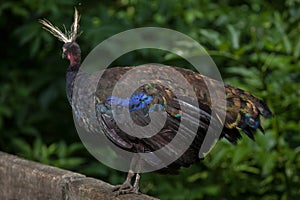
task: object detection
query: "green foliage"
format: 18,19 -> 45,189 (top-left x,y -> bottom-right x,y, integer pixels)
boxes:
1,0 -> 299,199
12,137 -> 85,169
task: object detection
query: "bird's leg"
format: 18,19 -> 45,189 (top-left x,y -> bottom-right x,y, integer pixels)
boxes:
113,169 -> 134,192
132,172 -> 141,194
113,154 -> 144,195
131,158 -> 143,194
113,155 -> 138,194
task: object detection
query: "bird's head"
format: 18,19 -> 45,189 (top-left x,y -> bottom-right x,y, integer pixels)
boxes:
40,8 -> 81,67
62,42 -> 81,66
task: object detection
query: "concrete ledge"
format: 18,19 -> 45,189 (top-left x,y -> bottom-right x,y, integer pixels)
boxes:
0,151 -> 158,200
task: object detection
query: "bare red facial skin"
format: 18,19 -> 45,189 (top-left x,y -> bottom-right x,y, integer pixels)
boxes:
67,53 -> 77,66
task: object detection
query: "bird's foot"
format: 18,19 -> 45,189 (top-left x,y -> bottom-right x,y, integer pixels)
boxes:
113,181 -> 133,191
113,182 -> 139,196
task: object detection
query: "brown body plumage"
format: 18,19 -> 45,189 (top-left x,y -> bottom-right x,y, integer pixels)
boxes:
93,65 -> 272,170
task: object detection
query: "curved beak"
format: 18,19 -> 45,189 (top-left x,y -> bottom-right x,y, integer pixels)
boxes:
62,52 -> 67,59
62,47 -> 67,59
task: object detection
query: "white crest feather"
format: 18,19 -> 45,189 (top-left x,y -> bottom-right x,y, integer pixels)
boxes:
39,7 -> 80,43
70,8 -> 80,41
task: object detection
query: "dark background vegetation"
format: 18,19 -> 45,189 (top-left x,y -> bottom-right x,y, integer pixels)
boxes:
1,0 -> 299,199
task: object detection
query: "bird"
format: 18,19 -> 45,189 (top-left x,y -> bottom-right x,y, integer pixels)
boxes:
39,8 -> 273,195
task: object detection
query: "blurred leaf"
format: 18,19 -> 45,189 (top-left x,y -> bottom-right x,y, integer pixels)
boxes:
227,25 -> 240,49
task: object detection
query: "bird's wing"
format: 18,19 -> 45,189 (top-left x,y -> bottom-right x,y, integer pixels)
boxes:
94,66 -> 219,153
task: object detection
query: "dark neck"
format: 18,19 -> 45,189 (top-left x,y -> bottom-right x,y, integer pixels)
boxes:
66,63 -> 80,104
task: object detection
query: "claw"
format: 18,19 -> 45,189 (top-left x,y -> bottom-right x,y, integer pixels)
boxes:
112,182 -> 133,192
113,185 -> 139,196
113,182 -> 139,196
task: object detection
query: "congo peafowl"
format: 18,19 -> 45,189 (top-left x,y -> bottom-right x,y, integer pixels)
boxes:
40,8 -> 272,195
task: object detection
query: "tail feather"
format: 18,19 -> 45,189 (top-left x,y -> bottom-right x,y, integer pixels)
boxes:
256,100 -> 273,117
223,85 -> 272,144
242,127 -> 255,141
258,125 -> 265,134
222,128 -> 242,145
